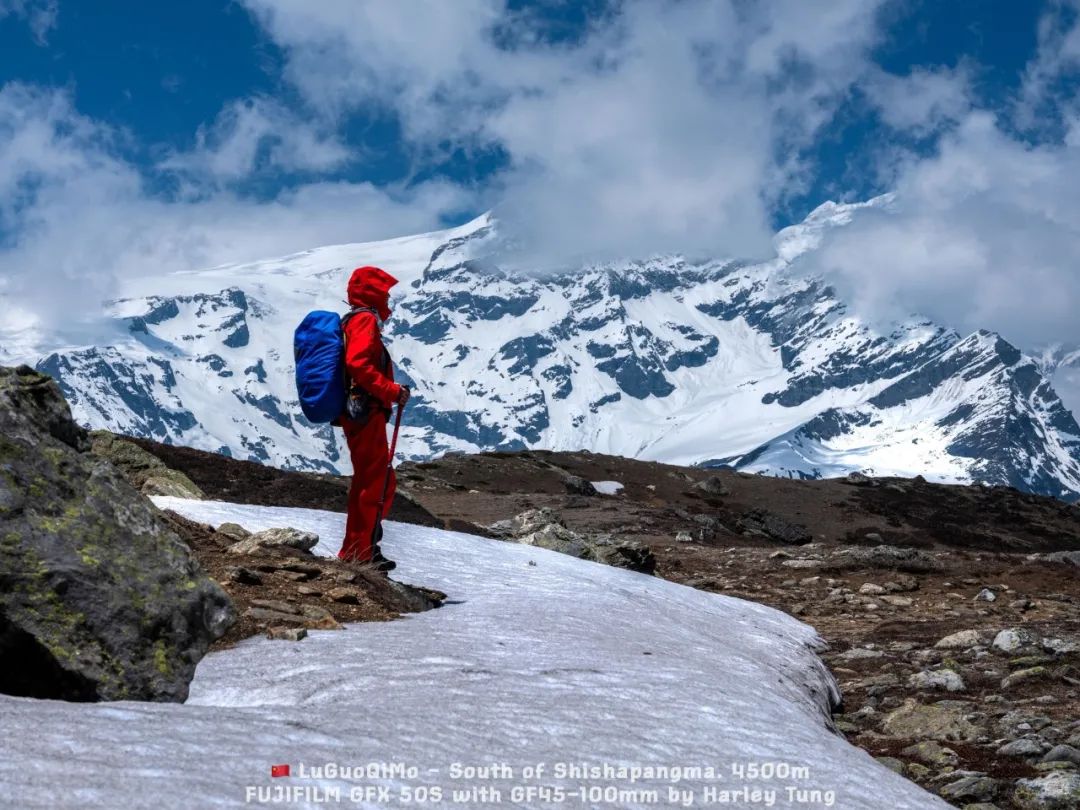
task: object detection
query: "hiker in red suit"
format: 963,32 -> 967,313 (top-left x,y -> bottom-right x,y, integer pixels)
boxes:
338,265 -> 410,570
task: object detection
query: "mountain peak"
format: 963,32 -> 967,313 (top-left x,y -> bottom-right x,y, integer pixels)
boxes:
15,200 -> 1080,502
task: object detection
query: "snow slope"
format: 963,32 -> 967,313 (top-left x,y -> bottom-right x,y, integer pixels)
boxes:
15,199 -> 1080,499
0,499 -> 945,809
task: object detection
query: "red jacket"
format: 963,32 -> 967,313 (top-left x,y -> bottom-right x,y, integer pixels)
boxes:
344,266 -> 402,409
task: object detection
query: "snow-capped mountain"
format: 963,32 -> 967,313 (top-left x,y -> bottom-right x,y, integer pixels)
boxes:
11,198 -> 1080,500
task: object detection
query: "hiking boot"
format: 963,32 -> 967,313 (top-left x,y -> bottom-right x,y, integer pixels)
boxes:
371,544 -> 397,572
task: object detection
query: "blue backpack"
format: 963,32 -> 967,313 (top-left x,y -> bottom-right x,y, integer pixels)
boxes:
293,308 -> 373,423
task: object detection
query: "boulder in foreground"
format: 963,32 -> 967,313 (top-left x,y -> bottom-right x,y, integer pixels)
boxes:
0,366 -> 235,702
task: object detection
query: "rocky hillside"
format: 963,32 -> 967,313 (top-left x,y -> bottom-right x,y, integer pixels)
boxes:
128,435 -> 1080,808
14,198 -> 1080,501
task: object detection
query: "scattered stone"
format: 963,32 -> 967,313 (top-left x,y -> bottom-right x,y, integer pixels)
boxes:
675,531 -> 694,544
327,587 -> 360,605
1012,771 -> 1080,809
249,599 -> 299,614
830,545 -> 938,573
881,595 -> 914,608
228,527 -> 320,555
1002,667 -> 1049,690
562,475 -> 597,497
940,776 -> 1000,803
936,630 -> 986,650
909,669 -> 966,693
1043,637 -> 1080,655
216,522 -> 251,541
692,476 -> 730,497
1011,598 -> 1034,611
998,738 -> 1051,758
226,566 -> 262,585
906,762 -> 932,781
266,627 -> 307,641
782,559 -> 823,569
837,647 -> 885,661
993,628 -> 1041,654
488,508 -> 655,573
278,570 -> 313,582
885,574 -> 920,592
245,607 -> 307,625
1030,551 -> 1080,567
975,588 -> 998,602
296,585 -> 321,597
875,757 -> 905,775
881,700 -> 981,741
859,583 -> 886,595
901,740 -> 960,768
736,509 -> 812,544
1042,745 -> 1080,767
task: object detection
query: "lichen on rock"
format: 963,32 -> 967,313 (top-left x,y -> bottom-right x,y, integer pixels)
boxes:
0,366 -> 234,703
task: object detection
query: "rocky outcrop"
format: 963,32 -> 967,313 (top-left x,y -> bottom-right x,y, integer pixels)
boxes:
488,508 -> 655,573
0,366 -> 234,702
90,430 -> 205,499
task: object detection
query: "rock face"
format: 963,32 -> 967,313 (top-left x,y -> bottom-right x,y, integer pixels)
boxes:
90,430 -> 205,499
0,366 -> 234,702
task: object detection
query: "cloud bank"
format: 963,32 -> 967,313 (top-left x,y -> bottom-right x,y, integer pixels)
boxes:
1,0 -> 1079,364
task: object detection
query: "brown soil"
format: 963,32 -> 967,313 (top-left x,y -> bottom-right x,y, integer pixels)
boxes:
162,510 -> 444,650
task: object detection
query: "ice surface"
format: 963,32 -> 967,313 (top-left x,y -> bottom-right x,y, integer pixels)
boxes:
0,498 -> 946,808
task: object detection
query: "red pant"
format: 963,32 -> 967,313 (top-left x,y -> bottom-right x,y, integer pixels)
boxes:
338,410 -> 396,561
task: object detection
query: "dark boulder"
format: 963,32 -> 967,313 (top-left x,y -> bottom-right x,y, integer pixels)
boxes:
562,474 -> 598,497
691,476 -> 730,498
0,366 -> 235,702
737,508 -> 812,545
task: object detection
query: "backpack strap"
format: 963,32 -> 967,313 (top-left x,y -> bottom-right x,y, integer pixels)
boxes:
341,306 -> 379,331
340,307 -> 392,397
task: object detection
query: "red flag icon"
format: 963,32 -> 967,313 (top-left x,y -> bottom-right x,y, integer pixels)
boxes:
271,764 -> 290,778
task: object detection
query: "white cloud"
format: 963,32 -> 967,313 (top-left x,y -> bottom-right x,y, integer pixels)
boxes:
159,97 -> 352,184
1017,0 -> 1080,130
865,65 -> 972,135
240,0 -> 889,265
0,84 -> 471,336
805,111 -> 1080,347
0,0 -> 57,44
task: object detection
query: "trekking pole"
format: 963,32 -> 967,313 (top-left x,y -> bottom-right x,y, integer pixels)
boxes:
373,399 -> 405,546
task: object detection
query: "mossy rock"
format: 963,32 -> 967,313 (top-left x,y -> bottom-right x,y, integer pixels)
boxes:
0,367 -> 233,702
89,431 -> 205,500
1013,771 -> 1080,809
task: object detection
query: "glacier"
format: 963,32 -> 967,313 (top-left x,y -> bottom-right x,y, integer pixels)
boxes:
6,197 -> 1080,499
0,498 -> 947,809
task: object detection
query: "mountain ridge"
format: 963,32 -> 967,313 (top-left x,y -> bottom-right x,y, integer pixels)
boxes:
10,200 -> 1080,501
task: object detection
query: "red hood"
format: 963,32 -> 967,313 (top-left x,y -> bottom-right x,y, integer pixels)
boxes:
347,265 -> 398,320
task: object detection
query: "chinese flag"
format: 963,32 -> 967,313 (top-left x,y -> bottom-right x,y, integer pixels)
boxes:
271,764 -> 290,778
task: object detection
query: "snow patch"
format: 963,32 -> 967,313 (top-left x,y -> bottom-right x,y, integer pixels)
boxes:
591,480 -> 624,495
0,498 -> 945,808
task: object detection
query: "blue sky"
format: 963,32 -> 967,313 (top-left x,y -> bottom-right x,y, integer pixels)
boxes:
0,1 -> 1055,222
1,1 -> 1079,356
